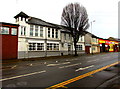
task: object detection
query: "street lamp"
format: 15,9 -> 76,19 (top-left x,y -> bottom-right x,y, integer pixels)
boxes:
90,20 -> 95,54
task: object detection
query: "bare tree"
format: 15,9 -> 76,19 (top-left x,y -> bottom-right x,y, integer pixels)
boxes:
61,3 -> 89,56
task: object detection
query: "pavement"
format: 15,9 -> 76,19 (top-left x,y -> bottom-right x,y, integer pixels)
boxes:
1,52 -> 120,89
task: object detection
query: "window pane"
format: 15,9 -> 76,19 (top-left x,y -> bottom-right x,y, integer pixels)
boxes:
48,28 -> 50,37
11,28 -> 17,35
1,27 -> 9,34
21,26 -> 26,35
56,29 -> 58,38
35,26 -> 38,36
52,29 -> 54,38
30,25 -> 34,36
40,27 -> 43,37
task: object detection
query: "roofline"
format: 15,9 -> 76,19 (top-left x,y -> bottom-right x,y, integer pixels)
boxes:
0,22 -> 19,26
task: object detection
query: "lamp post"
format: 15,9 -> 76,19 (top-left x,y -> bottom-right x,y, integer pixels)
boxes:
90,20 -> 95,54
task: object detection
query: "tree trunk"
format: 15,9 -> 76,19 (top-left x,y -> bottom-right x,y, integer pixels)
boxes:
74,38 -> 78,56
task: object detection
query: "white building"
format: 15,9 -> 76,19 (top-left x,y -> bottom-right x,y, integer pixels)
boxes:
14,12 -> 85,59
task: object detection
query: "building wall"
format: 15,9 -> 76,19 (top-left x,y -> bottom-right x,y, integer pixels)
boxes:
15,16 -> 85,59
1,24 -> 19,59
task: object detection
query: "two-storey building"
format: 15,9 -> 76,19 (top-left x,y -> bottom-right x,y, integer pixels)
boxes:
84,31 -> 100,54
14,12 -> 61,59
14,12 -> 85,59
0,22 -> 19,60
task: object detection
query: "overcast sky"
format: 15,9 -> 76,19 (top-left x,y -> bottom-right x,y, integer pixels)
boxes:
0,0 -> 119,39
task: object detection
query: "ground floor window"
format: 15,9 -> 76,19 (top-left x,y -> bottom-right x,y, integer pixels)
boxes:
47,43 -> 59,51
29,43 -> 44,51
76,45 -> 83,50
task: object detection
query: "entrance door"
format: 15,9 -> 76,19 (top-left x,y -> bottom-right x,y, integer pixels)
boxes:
85,46 -> 90,54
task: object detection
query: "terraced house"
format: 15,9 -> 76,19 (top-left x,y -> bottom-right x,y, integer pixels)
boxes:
14,12 -> 85,59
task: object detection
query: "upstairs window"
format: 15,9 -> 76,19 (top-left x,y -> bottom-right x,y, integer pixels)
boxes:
64,33 -> 66,40
48,28 -> 50,37
35,25 -> 38,36
21,26 -> 26,36
0,27 -> 9,34
30,25 -> 34,36
11,28 -> 17,35
56,29 -> 58,38
40,27 -> 43,37
52,29 -> 54,38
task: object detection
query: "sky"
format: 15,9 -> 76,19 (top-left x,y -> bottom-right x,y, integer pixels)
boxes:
0,0 -> 119,39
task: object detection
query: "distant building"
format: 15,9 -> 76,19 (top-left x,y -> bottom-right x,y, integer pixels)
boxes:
0,22 -> 19,60
14,12 -> 85,59
84,32 -> 100,54
98,38 -> 119,52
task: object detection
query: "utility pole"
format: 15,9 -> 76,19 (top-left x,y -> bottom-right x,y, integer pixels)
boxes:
91,20 -> 95,55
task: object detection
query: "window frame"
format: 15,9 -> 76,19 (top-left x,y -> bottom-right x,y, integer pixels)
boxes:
11,28 -> 17,35
40,26 -> 43,37
0,27 -> 9,35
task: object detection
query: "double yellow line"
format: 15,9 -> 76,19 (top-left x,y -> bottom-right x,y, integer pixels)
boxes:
46,61 -> 120,89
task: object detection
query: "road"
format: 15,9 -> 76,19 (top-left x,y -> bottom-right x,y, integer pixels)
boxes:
1,52 -> 120,88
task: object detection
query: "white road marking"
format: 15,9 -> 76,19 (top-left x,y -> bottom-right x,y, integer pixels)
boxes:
0,70 -> 46,81
56,61 -> 58,63
47,62 -> 70,67
87,59 -> 99,62
44,62 -> 47,64
71,59 -> 78,61
86,56 -> 96,59
11,65 -> 17,69
102,56 -> 110,59
59,63 -> 81,69
75,65 -> 94,72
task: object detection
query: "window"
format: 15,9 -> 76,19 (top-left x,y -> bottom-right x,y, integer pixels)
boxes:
93,38 -> 96,42
29,43 -> 44,51
30,25 -> 34,36
80,36 -> 83,41
40,27 -> 43,37
56,29 -> 58,38
48,28 -> 50,37
21,26 -> 26,36
35,25 -> 38,36
52,29 -> 54,38
11,28 -> 17,35
76,45 -> 82,50
29,43 -> 36,50
47,43 -> 59,50
0,27 -> 9,34
37,43 -> 44,50
62,43 -> 64,47
69,34 -> 71,39
64,33 -> 66,40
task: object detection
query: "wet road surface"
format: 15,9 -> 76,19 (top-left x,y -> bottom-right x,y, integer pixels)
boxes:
1,52 -> 120,88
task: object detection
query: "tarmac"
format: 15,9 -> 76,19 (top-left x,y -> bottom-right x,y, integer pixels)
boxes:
1,52 -> 120,89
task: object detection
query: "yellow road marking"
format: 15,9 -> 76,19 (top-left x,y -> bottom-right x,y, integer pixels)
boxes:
46,61 -> 120,89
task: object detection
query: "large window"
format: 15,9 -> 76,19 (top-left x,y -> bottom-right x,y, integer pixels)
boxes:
56,29 -> 58,38
29,43 -> 36,50
52,29 -> 54,38
30,25 -> 34,36
76,45 -> 83,50
1,27 -> 9,34
47,43 -> 59,50
40,27 -> 43,37
11,28 -> 17,35
29,43 -> 44,51
64,33 -> 66,40
48,28 -> 50,37
21,26 -> 26,36
35,25 -> 38,36
37,43 -> 44,50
